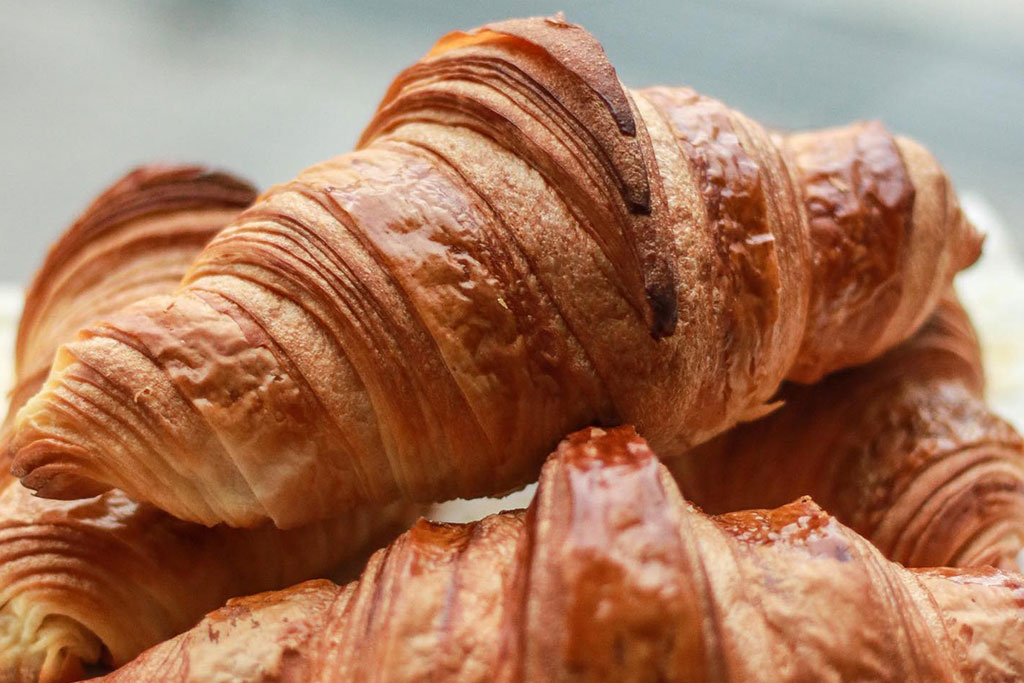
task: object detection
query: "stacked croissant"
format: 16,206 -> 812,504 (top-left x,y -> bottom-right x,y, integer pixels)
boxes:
1,15 -> 1021,682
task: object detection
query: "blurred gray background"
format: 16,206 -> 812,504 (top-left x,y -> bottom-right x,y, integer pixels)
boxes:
3,0 -> 1022,284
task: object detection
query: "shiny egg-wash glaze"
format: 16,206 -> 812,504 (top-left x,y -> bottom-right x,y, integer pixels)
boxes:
672,293 -> 1024,570
10,17 -> 980,528
0,167 -> 415,683
100,427 -> 1024,682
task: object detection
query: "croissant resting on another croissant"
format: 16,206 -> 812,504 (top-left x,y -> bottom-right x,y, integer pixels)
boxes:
0,166 -> 415,683
97,426 -> 1024,682
671,293 -> 1024,570
9,16 -> 981,528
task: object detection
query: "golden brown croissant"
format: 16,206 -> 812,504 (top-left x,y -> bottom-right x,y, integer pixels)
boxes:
97,426 -> 1024,682
9,16 -> 981,529
0,166 -> 414,683
670,293 -> 1024,570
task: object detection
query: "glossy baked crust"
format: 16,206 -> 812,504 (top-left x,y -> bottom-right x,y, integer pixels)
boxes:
671,293 -> 1024,569
9,16 -> 981,528
0,166 -> 414,682
99,426 -> 1024,682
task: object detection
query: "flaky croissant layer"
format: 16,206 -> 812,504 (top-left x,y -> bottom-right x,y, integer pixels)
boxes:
0,165 -> 415,683
672,293 -> 1024,570
98,426 -> 1024,682
10,16 -> 980,528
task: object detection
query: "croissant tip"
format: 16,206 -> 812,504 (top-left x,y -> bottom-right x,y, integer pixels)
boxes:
962,222 -> 985,271
10,443 -> 111,500
557,425 -> 655,469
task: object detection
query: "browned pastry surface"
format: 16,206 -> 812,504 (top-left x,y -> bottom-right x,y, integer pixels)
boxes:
671,293 -> 1024,570
9,16 -> 981,528
97,426 -> 1024,682
0,166 -> 414,683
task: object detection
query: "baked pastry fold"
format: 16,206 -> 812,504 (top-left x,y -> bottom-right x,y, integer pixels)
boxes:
0,165 -> 414,683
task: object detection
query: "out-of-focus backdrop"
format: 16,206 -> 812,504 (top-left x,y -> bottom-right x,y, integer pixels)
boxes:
2,0 -> 1022,282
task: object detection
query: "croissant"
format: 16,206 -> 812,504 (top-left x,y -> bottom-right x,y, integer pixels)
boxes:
0,165 -> 414,683
670,293 -> 1024,570
96,425 -> 1024,682
9,16 -> 981,529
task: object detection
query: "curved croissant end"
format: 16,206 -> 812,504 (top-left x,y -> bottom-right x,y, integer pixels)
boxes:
0,491 -> 410,683
100,426 -> 1024,682
0,165 -> 416,682
781,131 -> 983,382
9,16 -> 981,529
672,293 -> 1024,570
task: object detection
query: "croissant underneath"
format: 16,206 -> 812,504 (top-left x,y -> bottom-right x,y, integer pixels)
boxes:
98,427 -> 1024,682
10,17 -> 981,529
671,293 -> 1024,570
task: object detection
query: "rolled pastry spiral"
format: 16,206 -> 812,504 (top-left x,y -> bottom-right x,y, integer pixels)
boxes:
98,426 -> 1024,682
670,293 -> 1024,570
9,16 -> 981,528
0,166 -> 414,683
